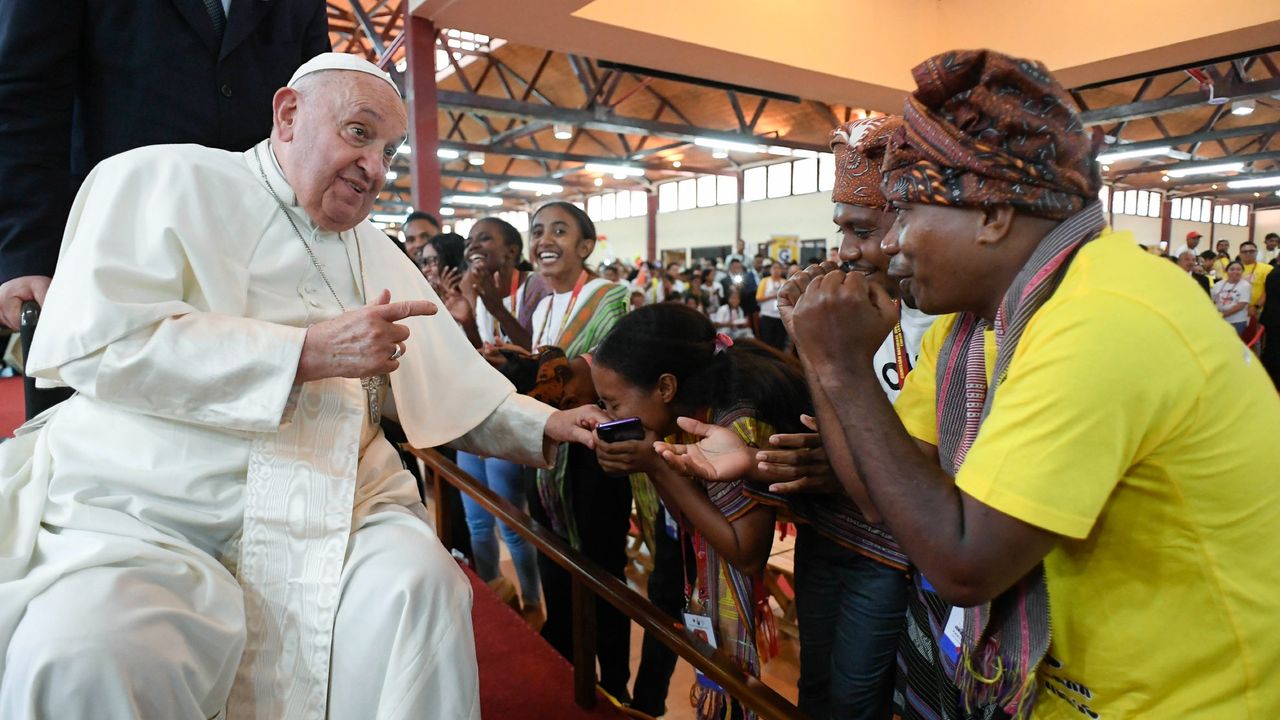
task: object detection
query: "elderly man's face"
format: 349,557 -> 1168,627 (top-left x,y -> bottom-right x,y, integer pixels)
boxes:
275,72 -> 407,232
1176,251 -> 1196,272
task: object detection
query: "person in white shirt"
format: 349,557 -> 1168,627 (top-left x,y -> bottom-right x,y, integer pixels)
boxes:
1169,230 -> 1203,263
1213,260 -> 1252,335
755,260 -> 788,350
1262,233 -> 1279,266
712,287 -> 754,339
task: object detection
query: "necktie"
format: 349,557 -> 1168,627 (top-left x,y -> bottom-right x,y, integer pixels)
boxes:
203,0 -> 226,40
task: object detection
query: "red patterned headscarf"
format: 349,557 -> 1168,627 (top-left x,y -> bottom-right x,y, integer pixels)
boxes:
882,49 -> 1101,220
830,115 -> 903,208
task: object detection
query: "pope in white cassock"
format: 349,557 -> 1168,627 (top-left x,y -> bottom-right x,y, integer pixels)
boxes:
0,54 -> 603,719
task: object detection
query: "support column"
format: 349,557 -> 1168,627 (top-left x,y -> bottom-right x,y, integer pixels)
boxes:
406,14 -> 441,216
1159,197 -> 1172,248
646,191 -> 658,263
734,169 -> 744,251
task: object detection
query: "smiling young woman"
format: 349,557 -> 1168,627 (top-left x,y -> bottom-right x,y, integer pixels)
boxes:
522,200 -> 635,702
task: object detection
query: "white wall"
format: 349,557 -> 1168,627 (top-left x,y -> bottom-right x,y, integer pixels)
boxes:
591,192 -> 836,266
1253,209 -> 1280,245
589,216 -> 646,266
1110,214 -> 1163,247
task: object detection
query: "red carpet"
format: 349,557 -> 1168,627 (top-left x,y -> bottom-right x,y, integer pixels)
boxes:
467,566 -> 630,719
0,377 -> 22,438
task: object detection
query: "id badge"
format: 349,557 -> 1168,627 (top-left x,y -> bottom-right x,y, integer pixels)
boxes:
919,574 -> 963,666
684,612 -> 725,694
683,612 -> 717,649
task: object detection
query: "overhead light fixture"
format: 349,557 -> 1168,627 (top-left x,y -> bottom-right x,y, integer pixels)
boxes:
1162,175 -> 1170,182
1095,145 -> 1172,164
508,180 -> 564,193
384,171 -> 398,181
468,151 -> 486,166
439,207 -> 456,216
765,146 -> 794,157
1254,192 -> 1261,198
371,213 -> 404,224
1166,162 -> 1245,178
694,138 -> 762,154
398,143 -> 411,154
1211,184 -> 1219,190
1101,164 -> 1111,172
444,195 -> 503,207
593,177 -> 604,186
437,148 -> 461,160
1230,99 -> 1256,116
585,162 -> 645,177
792,149 -> 820,158
553,123 -> 573,140
672,160 -> 682,168
1227,176 -> 1280,189
711,149 -> 729,159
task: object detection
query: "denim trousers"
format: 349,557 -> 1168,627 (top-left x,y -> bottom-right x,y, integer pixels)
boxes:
456,452 -> 542,605
795,524 -> 910,720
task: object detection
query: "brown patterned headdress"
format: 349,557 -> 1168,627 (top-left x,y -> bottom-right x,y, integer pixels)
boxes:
830,115 -> 903,208
882,49 -> 1101,220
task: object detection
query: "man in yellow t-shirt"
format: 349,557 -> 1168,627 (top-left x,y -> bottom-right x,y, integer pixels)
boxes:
1238,240 -> 1272,316
790,49 -> 1280,720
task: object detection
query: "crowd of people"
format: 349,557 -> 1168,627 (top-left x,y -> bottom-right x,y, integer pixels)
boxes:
1,17 -> 1278,720
1162,230 -> 1278,347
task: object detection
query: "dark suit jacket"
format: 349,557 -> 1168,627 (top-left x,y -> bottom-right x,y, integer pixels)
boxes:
0,0 -> 330,284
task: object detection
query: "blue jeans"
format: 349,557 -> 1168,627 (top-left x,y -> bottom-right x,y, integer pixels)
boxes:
456,452 -> 542,605
795,524 -> 909,720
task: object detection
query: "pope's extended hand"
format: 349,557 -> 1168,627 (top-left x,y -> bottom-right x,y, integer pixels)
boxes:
791,269 -> 898,370
653,416 -> 755,482
296,289 -> 436,382
545,404 -> 609,448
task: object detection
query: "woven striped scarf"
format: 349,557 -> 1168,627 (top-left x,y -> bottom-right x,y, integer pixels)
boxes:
934,202 -> 1105,718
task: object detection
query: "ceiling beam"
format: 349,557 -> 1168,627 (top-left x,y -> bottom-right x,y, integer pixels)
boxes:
1112,149 -> 1280,179
1102,121 -> 1280,162
436,140 -> 734,177
1080,76 -> 1280,126
438,168 -> 645,191
436,90 -> 828,154
1164,169 -> 1280,188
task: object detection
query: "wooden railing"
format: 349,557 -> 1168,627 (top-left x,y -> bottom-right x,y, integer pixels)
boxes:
409,447 -> 806,720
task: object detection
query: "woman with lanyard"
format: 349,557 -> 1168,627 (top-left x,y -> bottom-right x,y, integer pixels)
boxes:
524,201 -> 634,703
453,217 -> 545,622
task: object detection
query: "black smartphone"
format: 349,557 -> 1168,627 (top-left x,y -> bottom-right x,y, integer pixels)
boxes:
596,417 -> 645,443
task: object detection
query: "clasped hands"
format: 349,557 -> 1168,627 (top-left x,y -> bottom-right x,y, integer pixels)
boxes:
779,261 -> 899,368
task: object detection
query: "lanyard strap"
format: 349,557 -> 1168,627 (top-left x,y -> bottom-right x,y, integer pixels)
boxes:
892,300 -> 913,381
535,269 -> 588,349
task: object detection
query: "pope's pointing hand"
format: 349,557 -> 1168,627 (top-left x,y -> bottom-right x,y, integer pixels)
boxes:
296,289 -> 437,383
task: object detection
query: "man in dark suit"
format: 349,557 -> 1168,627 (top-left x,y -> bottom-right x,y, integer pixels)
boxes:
0,0 -> 330,331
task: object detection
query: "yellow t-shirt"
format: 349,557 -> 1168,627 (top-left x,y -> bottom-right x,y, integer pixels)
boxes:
1243,262 -> 1272,309
895,228 -> 1280,720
